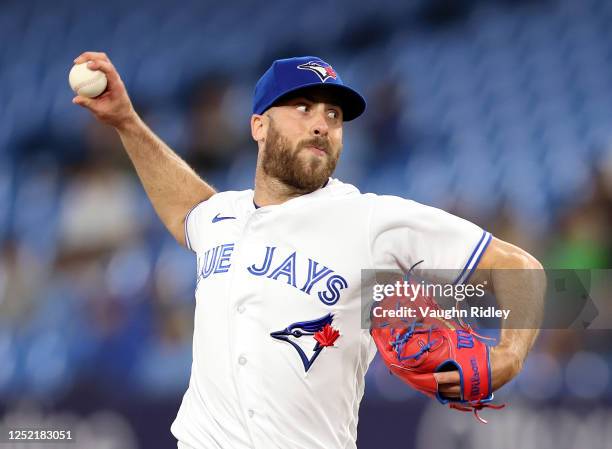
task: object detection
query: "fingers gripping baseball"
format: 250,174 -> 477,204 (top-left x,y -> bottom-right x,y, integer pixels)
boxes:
74,51 -> 111,64
71,51 -> 137,129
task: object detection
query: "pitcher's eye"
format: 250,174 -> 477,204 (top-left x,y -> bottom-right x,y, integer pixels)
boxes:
328,110 -> 338,119
296,104 -> 308,112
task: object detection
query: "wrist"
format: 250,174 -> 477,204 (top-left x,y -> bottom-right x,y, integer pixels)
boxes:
490,345 -> 523,390
115,109 -> 141,134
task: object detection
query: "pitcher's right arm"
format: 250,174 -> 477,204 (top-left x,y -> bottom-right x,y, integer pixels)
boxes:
72,51 -> 215,247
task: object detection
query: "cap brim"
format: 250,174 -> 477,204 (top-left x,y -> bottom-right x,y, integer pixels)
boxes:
268,83 -> 366,121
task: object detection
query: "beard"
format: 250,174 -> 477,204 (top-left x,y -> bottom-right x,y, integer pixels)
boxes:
261,119 -> 341,193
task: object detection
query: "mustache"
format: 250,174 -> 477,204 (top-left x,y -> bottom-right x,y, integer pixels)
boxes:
298,137 -> 332,153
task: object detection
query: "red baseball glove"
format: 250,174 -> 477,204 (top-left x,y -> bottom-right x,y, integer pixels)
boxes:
370,291 -> 504,423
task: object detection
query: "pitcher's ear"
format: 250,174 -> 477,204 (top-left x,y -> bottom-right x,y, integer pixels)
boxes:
251,113 -> 269,142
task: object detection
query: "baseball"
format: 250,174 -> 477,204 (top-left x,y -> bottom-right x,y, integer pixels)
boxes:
69,62 -> 107,98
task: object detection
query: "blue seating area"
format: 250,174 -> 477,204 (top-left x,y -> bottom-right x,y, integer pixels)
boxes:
1,0 -> 610,234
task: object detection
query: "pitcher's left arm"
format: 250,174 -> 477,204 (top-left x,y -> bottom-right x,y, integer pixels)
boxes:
436,237 -> 546,396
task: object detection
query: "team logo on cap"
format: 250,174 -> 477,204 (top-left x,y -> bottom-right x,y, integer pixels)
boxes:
270,313 -> 340,372
297,61 -> 337,82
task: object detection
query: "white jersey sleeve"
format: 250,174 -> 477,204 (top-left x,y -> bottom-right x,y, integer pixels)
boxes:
369,195 -> 491,284
183,191 -> 252,253
184,192 -> 234,253
184,200 -> 209,252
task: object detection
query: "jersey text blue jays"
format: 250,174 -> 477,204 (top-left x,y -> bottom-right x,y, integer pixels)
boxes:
196,243 -> 348,305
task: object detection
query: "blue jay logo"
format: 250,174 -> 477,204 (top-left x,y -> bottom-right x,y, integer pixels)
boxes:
270,313 -> 340,372
297,61 -> 338,83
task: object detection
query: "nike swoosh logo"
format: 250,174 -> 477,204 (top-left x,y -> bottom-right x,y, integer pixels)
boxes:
212,213 -> 236,223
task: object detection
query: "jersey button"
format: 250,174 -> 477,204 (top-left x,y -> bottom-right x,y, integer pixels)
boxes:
248,409 -> 255,418
237,305 -> 245,314
238,356 -> 247,366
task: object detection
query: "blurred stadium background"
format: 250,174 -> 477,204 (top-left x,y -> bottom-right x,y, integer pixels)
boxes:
1,0 -> 612,447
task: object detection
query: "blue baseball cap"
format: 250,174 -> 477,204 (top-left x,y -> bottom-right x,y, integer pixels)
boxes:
253,56 -> 366,121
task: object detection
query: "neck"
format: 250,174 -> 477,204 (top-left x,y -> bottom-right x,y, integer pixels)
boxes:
253,168 -> 311,207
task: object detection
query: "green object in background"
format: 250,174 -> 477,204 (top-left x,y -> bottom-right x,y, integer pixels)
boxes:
546,238 -> 610,270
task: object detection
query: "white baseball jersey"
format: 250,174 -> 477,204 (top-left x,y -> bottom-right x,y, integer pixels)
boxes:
171,178 -> 491,449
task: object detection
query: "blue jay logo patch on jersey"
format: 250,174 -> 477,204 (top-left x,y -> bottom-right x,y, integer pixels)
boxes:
270,313 -> 340,372
297,61 -> 337,82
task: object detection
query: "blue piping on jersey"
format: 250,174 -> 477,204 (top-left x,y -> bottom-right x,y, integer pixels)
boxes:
453,231 -> 492,285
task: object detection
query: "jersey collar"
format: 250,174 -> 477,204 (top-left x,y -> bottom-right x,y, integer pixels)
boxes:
252,178 -> 331,209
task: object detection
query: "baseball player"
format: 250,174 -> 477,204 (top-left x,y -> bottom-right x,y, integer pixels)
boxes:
72,53 -> 545,449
